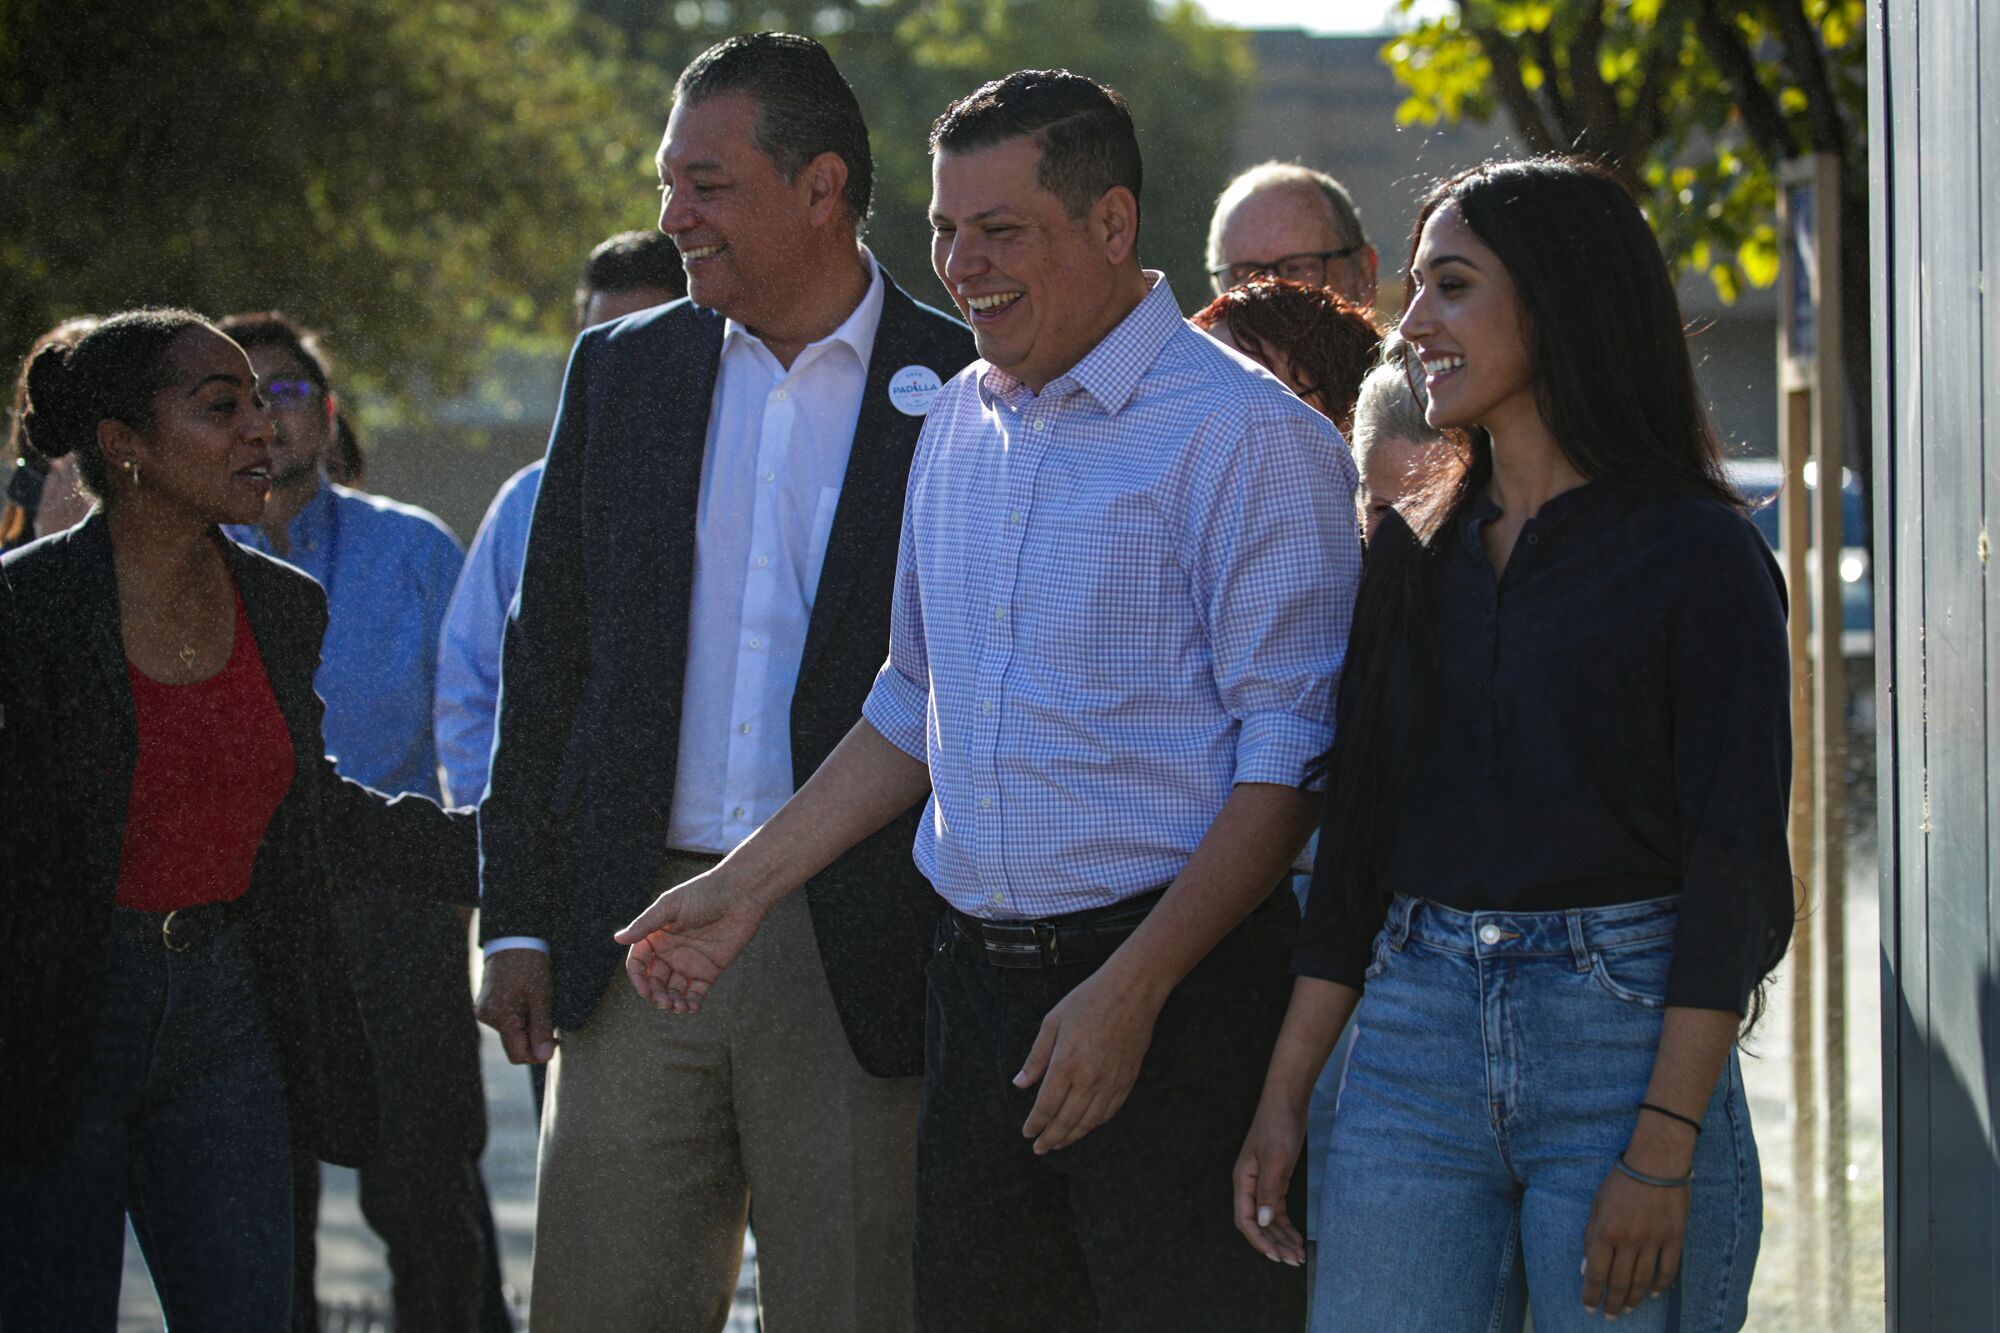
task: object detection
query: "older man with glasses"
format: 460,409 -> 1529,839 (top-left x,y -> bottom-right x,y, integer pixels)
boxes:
1205,161 -> 1380,307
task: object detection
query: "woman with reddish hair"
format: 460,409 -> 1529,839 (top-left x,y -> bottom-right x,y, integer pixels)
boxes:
1192,278 -> 1381,435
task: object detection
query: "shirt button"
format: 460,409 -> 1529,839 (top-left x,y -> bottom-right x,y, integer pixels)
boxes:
739,722 -> 752,735
763,471 -> 776,484
748,637 -> 761,650
989,891 -> 1005,906
756,554 -> 770,568
1009,511 -> 1022,525
1525,533 -> 1540,546
1479,924 -> 1502,945
981,700 -> 993,713
994,607 -> 1006,620
774,388 -> 789,401
1032,419 -> 1047,433
732,806 -> 747,820
979,797 -> 992,809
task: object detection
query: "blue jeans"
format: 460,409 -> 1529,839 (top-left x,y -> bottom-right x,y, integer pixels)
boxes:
0,914 -> 294,1331
1312,895 -> 1761,1332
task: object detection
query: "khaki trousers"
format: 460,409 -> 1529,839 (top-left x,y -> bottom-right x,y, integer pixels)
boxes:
528,861 -> 920,1332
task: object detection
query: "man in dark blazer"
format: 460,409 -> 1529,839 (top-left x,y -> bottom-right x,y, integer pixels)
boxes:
474,33 -> 973,1332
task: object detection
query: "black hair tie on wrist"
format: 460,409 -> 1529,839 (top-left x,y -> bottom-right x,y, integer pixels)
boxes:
1637,1101 -> 1704,1134
1615,1152 -> 1692,1189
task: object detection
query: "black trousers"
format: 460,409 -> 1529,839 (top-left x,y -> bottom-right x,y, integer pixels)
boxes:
915,888 -> 1307,1333
290,892 -> 508,1333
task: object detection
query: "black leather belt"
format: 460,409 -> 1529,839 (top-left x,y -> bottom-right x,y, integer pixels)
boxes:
949,888 -> 1168,970
113,899 -> 246,953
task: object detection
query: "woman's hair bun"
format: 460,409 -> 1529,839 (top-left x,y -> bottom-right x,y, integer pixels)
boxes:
21,340 -> 83,460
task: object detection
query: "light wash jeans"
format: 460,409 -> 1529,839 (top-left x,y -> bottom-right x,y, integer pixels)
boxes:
1312,894 -> 1761,1332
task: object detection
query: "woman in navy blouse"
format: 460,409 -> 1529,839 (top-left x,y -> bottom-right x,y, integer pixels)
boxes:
1233,157 -> 1793,1332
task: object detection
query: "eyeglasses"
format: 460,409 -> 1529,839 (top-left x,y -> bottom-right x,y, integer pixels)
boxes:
1208,245 -> 1365,293
260,378 -> 322,406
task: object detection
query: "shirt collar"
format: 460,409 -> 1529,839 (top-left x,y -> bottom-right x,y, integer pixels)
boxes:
722,246 -> 885,373
978,271 -> 1181,416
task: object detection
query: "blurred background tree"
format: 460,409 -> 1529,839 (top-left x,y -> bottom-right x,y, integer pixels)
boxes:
0,0 -> 668,402
1380,0 -> 1870,484
1,0 -> 1246,409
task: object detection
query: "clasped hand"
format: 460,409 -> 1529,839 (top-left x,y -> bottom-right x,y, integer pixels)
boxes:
614,867 -> 768,1013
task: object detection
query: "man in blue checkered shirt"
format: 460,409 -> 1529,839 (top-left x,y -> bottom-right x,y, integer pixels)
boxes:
618,69 -> 1359,1329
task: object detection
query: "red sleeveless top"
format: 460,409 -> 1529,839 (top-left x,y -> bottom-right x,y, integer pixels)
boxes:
116,591 -> 297,911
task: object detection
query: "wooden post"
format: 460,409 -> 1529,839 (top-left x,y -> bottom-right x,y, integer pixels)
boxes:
1803,148 -> 1852,1314
1778,151 -> 1852,1317
1776,160 -> 1820,1317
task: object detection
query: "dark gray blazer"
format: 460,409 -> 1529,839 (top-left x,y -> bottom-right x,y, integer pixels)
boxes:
0,513 -> 477,1169
478,268 -> 975,1077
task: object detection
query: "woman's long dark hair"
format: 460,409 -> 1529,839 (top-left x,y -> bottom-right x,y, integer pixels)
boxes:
1314,156 -> 1774,1024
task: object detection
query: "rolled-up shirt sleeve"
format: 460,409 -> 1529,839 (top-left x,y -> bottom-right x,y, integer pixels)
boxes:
861,442 -> 932,763
1184,403 -> 1358,792
1663,515 -> 1795,1012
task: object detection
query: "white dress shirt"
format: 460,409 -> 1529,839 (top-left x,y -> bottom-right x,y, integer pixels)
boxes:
485,251 -> 885,957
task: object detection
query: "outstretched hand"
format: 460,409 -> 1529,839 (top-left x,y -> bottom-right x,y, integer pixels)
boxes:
614,868 -> 768,1014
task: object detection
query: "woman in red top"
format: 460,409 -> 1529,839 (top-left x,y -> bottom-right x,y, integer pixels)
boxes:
0,310 -> 477,1327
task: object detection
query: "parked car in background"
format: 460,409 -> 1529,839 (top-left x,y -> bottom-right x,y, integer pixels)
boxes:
1726,457 -> 1873,660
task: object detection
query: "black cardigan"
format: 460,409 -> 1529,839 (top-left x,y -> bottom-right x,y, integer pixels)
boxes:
0,512 -> 477,1169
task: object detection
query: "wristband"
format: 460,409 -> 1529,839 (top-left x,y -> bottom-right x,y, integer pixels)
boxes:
1637,1101 -> 1703,1134
1614,1152 -> 1691,1189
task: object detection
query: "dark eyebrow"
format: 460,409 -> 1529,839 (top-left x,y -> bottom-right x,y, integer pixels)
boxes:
1420,253 -> 1481,274
186,372 -> 246,397
932,205 -> 1019,226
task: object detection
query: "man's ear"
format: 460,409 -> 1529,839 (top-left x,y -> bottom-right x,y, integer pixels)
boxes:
802,151 -> 852,229
1092,186 -> 1140,267
324,389 -> 339,433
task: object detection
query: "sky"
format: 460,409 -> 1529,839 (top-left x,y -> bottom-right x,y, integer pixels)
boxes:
1190,0 -> 1449,35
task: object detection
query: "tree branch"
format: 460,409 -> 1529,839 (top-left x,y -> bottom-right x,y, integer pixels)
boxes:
1622,37 -> 1676,167
1767,0 -> 1849,153
1564,2 -> 1623,160
1464,19 -> 1560,154
1531,24 -> 1581,146
1691,0 -> 1793,163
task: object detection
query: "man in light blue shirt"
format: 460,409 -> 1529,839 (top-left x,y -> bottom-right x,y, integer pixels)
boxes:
616,71 -> 1358,1329
435,230 -> 686,809
220,312 -> 503,1333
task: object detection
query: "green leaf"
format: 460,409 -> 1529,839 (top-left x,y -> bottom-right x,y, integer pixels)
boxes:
1738,225 -> 1780,287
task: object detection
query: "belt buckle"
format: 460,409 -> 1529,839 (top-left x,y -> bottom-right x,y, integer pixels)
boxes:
162,909 -> 191,953
983,921 -> 1061,968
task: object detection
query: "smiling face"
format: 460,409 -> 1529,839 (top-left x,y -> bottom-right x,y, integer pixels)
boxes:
1398,201 -> 1540,438
104,328 -> 275,526
930,135 -> 1139,392
657,91 -> 825,331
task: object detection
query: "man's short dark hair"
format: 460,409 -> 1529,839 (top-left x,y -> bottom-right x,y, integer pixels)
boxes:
575,230 -> 687,324
216,310 -> 331,394
674,32 -> 873,226
929,70 -> 1142,224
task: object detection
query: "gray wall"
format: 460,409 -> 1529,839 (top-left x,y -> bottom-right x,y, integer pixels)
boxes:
1870,0 -> 2000,1326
